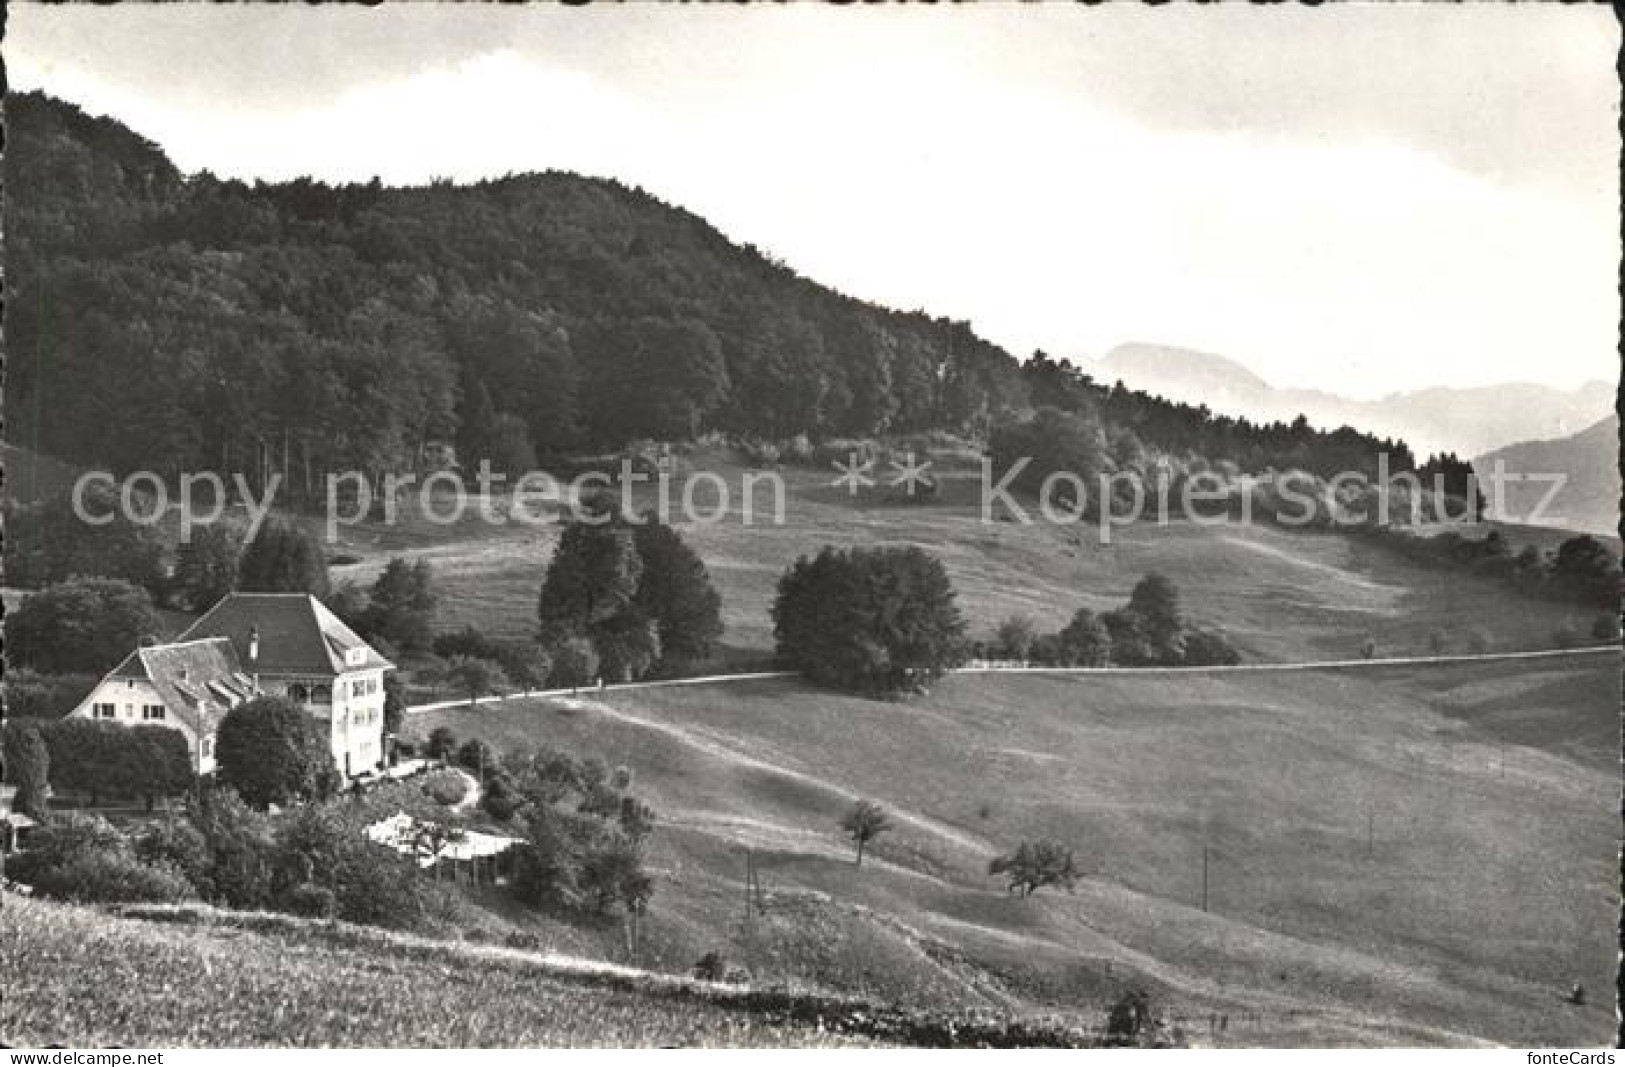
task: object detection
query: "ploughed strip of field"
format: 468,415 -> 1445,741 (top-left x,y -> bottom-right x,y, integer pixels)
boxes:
419,653 -> 1620,1047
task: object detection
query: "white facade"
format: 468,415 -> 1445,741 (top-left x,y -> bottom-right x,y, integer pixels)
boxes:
264,666 -> 387,777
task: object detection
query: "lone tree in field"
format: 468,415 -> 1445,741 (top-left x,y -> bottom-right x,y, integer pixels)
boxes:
772,545 -> 965,696
839,799 -> 893,866
237,517 -> 331,597
215,697 -> 337,809
989,839 -> 1080,897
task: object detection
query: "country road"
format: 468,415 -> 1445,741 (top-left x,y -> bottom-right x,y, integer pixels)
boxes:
405,644 -> 1618,715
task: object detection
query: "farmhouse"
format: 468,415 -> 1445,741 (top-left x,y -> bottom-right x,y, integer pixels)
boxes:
68,592 -> 395,781
180,593 -> 395,778
68,636 -> 256,775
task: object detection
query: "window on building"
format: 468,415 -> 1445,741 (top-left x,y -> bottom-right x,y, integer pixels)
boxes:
287,683 -> 309,703
313,684 -> 332,704
142,704 -> 166,721
201,736 -> 213,758
93,702 -> 116,719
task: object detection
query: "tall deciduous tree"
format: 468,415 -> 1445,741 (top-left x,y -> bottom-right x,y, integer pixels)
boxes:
839,799 -> 893,866
215,697 -> 337,809
5,578 -> 161,675
631,519 -> 724,673
237,517 -> 331,597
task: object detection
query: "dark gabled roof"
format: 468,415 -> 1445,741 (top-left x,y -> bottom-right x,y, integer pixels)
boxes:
180,593 -> 394,676
105,637 -> 246,736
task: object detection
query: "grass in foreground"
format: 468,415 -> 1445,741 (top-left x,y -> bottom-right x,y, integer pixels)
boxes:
0,896 -> 1108,1048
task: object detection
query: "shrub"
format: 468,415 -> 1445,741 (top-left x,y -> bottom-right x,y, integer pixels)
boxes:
839,799 -> 893,866
10,813 -> 196,904
282,882 -> 338,919
504,930 -> 545,951
1591,612 -> 1620,642
1055,609 -> 1112,667
994,615 -> 1038,662
2,722 -> 51,820
989,839 -> 1080,897
423,771 -> 469,807
1180,629 -> 1241,667
35,851 -> 196,904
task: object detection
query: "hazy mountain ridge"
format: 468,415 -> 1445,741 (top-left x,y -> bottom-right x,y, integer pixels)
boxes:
1097,343 -> 1613,460
1474,415 -> 1621,537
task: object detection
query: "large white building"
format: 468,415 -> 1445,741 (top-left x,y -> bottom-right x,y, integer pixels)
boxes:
69,592 -> 395,780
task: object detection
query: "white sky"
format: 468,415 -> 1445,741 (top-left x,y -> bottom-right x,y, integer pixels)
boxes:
8,4 -> 1620,398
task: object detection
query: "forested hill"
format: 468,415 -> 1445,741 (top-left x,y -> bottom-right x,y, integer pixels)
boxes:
4,91 -> 1412,489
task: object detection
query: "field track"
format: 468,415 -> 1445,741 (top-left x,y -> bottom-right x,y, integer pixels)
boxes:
406,644 -> 1618,714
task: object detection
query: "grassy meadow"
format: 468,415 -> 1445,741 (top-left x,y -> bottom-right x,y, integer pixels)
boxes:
327,453 -> 1604,666
413,654 -> 1620,1046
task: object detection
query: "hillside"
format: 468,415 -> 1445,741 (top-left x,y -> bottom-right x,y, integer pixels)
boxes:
1474,416 -> 1620,537
1097,343 -> 1613,460
412,654 -> 1620,1047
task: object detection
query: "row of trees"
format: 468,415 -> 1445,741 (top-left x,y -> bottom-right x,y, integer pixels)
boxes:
768,550 -> 1239,696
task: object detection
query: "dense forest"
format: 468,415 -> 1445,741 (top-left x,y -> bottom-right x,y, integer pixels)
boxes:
6,92 -> 1416,495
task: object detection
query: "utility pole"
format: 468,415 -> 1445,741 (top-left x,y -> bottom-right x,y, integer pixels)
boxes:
1201,845 -> 1210,913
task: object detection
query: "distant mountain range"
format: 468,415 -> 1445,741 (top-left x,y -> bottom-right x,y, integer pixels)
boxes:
1094,343 -> 1613,460
1473,415 -> 1620,537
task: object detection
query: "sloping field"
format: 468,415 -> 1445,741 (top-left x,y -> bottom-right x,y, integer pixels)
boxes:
332,459 -> 1599,665
0,896 -> 886,1048
416,653 -> 1621,1046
